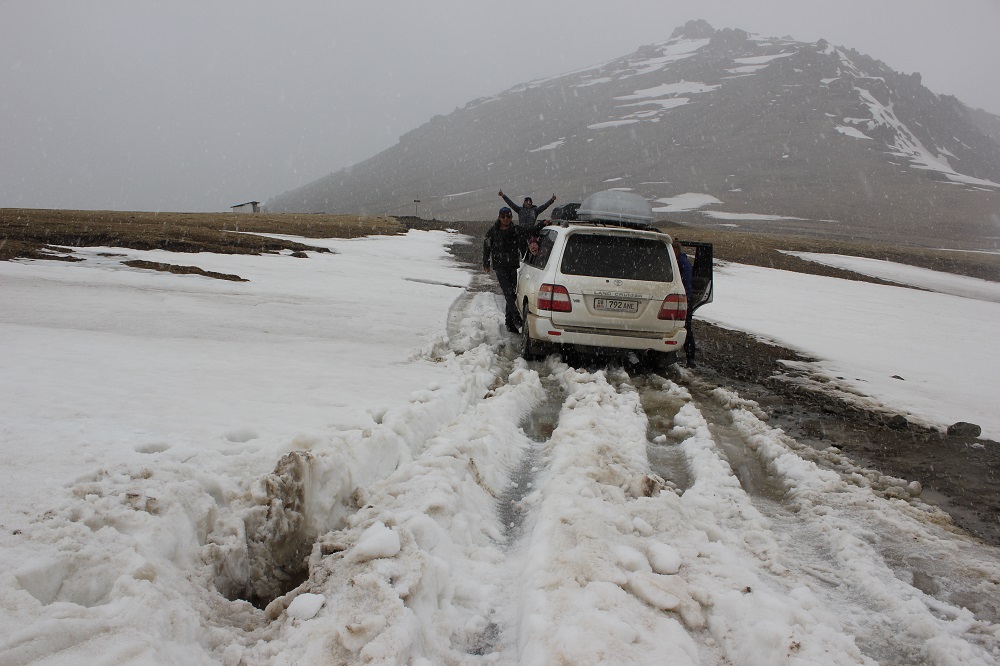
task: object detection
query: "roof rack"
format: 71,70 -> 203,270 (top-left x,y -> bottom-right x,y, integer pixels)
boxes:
555,218 -> 655,230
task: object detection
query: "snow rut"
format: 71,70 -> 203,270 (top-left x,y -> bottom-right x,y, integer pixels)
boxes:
640,372 -> 1000,664
505,364 -> 707,665
212,292 -> 546,664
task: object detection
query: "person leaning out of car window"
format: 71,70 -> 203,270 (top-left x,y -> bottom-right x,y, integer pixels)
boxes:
484,206 -> 533,333
672,240 -> 697,367
498,189 -> 556,229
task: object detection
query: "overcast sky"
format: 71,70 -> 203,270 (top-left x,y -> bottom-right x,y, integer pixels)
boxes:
2,0 -> 998,213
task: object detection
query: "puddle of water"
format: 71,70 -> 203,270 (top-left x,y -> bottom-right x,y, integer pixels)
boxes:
642,392 -> 689,435
636,379 -> 693,491
523,379 -> 563,443
497,445 -> 540,542
498,377 -> 564,541
647,444 -> 691,492
704,419 -> 788,502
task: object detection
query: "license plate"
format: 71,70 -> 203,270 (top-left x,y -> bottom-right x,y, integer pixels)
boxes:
593,298 -> 639,313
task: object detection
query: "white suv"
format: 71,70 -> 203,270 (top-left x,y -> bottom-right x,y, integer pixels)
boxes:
516,190 -> 710,364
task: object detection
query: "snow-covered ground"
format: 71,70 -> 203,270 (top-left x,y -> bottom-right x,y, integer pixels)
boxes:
1,232 -> 998,664
700,258 -> 1000,440
785,252 -> 1000,304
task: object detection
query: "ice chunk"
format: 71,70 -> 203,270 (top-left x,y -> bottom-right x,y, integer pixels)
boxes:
350,521 -> 401,562
614,544 -> 651,573
625,571 -> 705,629
286,593 -> 325,620
648,542 -> 682,575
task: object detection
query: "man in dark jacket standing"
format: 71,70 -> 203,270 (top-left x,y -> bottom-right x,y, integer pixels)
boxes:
499,189 -> 556,229
484,207 -> 529,332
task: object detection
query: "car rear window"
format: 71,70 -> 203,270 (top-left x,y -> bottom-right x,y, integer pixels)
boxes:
560,233 -> 674,282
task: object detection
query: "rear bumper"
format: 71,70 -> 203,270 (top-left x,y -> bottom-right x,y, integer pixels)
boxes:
525,311 -> 686,352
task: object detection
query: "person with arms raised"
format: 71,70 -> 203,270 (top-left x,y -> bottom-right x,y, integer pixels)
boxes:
499,189 -> 556,229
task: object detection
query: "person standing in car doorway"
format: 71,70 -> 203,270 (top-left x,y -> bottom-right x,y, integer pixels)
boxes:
484,207 -> 529,333
673,240 -> 697,367
499,189 -> 556,229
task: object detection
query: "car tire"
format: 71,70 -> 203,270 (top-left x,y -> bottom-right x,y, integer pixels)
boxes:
520,305 -> 541,361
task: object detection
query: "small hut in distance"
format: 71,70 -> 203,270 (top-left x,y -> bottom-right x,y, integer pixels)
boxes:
231,201 -> 261,213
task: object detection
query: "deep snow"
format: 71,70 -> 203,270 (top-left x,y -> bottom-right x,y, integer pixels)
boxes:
1,231 -> 998,664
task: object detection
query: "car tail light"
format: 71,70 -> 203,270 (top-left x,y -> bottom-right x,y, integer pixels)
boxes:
658,294 -> 687,320
538,284 -> 572,312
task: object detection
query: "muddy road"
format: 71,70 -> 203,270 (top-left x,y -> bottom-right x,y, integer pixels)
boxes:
431,219 -> 1000,547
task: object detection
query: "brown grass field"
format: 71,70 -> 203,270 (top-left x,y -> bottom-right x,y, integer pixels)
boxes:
2,208 -> 999,286
0,208 -> 404,263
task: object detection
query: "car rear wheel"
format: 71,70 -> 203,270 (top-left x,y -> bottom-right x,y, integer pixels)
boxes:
520,305 -> 541,361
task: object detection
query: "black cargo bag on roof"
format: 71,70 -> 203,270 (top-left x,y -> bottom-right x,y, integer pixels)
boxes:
551,203 -> 580,221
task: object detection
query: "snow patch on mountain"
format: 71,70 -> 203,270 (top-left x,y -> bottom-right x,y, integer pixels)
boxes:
615,81 -> 720,100
619,98 -> 691,112
653,193 -> 723,213
726,65 -> 768,75
588,119 -> 642,130
529,139 -> 565,153
572,76 -> 613,88
704,212 -> 809,221
835,125 -> 873,140
850,85 -> 1000,189
732,52 -> 796,66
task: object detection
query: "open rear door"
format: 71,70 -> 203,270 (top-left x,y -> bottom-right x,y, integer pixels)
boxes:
678,241 -> 713,314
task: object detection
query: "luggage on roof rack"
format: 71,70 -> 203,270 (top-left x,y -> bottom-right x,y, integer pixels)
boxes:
551,203 -> 580,221
576,190 -> 654,227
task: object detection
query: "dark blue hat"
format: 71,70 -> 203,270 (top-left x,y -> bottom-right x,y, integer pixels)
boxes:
499,207 -> 512,216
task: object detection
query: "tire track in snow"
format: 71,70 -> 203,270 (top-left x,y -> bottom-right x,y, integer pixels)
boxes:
623,373 -> 876,663
241,353 -> 548,663
473,352 -> 877,663
469,363 -> 566,661
456,280 -> 999,664
507,364 -> 714,665
651,372 -> 1000,664
705,384 -> 1000,664
496,373 -> 562,544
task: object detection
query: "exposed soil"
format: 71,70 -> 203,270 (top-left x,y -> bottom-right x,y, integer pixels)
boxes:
428,217 -> 1000,546
695,325 -> 1000,546
122,260 -> 250,282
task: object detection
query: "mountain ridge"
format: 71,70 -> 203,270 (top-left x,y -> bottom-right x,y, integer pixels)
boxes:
269,20 -> 1000,249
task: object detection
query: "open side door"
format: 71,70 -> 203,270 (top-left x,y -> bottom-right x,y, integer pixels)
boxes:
678,240 -> 713,314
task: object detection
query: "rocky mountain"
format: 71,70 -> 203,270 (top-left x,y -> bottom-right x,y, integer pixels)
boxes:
268,20 -> 1000,248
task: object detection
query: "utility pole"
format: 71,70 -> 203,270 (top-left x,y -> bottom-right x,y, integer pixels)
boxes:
413,200 -> 420,217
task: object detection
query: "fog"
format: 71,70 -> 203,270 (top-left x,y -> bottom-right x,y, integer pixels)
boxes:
2,0 -> 998,213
